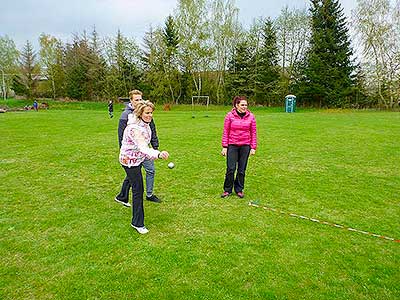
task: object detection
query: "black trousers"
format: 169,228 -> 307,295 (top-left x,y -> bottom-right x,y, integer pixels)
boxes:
223,145 -> 251,193
122,165 -> 145,227
116,176 -> 130,201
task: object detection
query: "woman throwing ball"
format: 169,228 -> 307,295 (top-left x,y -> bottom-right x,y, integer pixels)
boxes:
221,96 -> 257,199
119,100 -> 169,234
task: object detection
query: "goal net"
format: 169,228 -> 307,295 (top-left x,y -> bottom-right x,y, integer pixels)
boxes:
191,96 -> 210,109
191,96 -> 210,117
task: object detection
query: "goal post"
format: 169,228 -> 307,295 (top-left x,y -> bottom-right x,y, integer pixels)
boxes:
191,95 -> 210,115
191,96 -> 210,118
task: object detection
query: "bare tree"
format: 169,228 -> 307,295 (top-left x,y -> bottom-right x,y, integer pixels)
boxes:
174,0 -> 211,98
0,35 -> 19,98
209,0 -> 241,103
39,34 -> 64,99
275,6 -> 311,95
353,0 -> 400,108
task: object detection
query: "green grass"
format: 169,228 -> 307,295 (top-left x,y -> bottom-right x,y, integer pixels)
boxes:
1,98 -> 124,111
0,107 -> 399,299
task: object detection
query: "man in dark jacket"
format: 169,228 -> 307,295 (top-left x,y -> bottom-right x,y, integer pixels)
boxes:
115,90 -> 161,206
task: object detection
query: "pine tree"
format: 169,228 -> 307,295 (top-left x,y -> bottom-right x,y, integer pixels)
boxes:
19,40 -> 40,98
299,0 -> 355,107
64,34 -> 90,100
142,26 -> 171,102
86,27 -> 107,101
164,15 -> 180,59
104,30 -> 143,99
225,40 -> 253,100
252,18 -> 280,105
163,15 -> 181,103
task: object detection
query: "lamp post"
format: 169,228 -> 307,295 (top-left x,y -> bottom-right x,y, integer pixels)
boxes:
0,66 -> 5,100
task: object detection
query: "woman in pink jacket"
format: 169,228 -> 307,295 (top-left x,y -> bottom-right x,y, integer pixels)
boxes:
120,100 -> 169,234
221,96 -> 257,198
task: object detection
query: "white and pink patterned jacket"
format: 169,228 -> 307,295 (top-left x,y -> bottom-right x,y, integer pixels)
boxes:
119,114 -> 160,167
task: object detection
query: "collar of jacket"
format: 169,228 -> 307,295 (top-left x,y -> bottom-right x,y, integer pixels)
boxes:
231,108 -> 250,118
127,113 -> 144,126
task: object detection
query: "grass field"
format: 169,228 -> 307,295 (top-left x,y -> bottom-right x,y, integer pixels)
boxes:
1,105 -> 399,299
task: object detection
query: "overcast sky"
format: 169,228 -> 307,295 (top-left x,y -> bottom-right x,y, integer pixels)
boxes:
1,0 -> 357,50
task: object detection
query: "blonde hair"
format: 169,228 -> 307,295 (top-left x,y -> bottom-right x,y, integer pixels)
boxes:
129,89 -> 143,100
134,100 -> 155,118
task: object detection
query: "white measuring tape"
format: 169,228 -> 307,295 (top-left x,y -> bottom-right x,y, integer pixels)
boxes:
249,201 -> 400,243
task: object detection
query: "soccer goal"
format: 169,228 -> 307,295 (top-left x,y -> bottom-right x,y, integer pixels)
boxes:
191,96 -> 210,117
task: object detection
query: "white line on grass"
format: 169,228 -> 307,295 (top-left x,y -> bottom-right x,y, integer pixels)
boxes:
248,202 -> 400,243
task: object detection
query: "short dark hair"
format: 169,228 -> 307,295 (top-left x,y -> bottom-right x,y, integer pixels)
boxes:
232,96 -> 247,107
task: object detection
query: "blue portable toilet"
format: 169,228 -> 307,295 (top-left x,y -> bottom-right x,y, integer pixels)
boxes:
285,94 -> 296,113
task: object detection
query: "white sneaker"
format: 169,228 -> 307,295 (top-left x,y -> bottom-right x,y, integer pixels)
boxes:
131,224 -> 149,234
115,198 -> 131,207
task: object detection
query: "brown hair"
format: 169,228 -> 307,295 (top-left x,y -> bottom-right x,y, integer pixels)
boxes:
129,89 -> 143,100
232,96 -> 247,107
134,100 -> 155,118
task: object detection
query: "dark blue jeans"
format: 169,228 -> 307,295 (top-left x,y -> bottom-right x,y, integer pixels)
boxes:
223,145 -> 251,193
122,165 -> 145,227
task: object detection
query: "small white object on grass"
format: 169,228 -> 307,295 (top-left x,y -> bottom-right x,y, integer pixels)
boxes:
168,162 -> 175,169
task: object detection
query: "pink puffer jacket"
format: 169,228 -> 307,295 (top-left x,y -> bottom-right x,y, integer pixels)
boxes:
222,108 -> 257,149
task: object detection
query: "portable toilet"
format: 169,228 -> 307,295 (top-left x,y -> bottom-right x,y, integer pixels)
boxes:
285,94 -> 296,113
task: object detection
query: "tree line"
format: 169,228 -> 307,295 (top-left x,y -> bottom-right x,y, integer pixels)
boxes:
0,0 -> 399,108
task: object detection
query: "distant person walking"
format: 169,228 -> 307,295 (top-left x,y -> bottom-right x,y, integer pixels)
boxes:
221,96 -> 257,199
108,100 -> 114,118
33,100 -> 38,111
119,100 -> 169,234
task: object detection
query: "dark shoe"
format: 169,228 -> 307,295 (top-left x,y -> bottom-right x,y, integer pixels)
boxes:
115,197 -> 131,207
221,191 -> 231,198
236,191 -> 244,198
146,194 -> 161,203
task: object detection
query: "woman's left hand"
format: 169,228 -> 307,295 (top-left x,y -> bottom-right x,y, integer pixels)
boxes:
250,149 -> 256,155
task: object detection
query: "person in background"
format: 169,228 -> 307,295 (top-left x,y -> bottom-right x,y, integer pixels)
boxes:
221,96 -> 257,199
108,100 -> 114,118
119,100 -> 169,234
33,100 -> 38,111
115,89 -> 162,207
